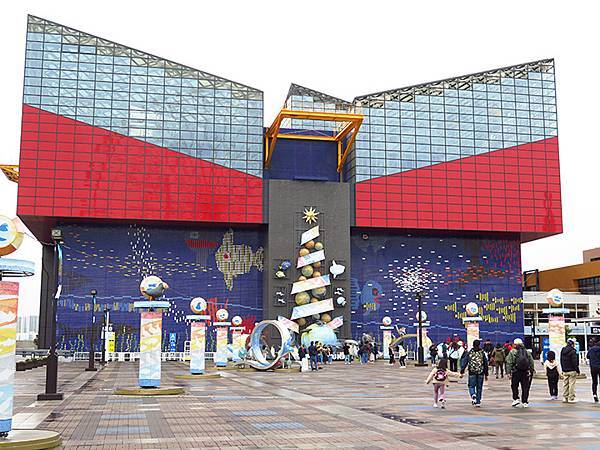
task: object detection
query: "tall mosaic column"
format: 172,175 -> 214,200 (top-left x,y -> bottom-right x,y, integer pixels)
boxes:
186,297 -> 210,375
135,303 -> 170,388
380,316 -> 393,360
0,282 -> 18,435
543,289 -> 569,358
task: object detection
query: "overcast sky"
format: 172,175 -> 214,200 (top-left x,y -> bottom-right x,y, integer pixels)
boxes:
2,1 -> 599,316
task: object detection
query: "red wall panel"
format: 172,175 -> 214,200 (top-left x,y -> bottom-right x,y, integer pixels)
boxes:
17,105 -> 263,224
355,137 -> 562,239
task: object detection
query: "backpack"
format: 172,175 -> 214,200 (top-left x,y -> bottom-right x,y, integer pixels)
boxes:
515,348 -> 530,372
434,368 -> 447,382
468,349 -> 484,374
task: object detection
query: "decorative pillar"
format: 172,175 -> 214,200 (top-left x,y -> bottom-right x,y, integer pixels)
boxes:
463,302 -> 482,350
213,308 -> 230,367
380,316 -> 393,360
134,301 -> 170,388
0,282 -> 18,435
187,316 -> 210,375
543,289 -> 569,358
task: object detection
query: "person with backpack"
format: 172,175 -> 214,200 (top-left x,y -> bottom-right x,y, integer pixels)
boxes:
587,338 -> 600,403
425,357 -> 462,409
460,339 -> 488,407
492,344 -> 506,379
308,341 -> 319,371
543,350 -> 561,400
343,342 -> 351,365
505,338 -> 535,407
560,338 -> 580,403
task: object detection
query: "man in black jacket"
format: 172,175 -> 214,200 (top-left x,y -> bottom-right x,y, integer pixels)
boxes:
587,338 -> 600,403
560,338 -> 580,403
308,341 -> 319,371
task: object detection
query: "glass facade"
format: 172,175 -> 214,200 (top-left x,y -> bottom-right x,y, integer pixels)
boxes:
348,60 -> 557,182
19,16 -> 263,224
578,276 -> 600,295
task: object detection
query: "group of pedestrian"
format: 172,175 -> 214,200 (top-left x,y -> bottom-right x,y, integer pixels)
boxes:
303,341 -> 334,371
358,340 -> 377,364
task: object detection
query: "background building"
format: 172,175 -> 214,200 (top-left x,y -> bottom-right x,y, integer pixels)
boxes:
16,16 -> 562,352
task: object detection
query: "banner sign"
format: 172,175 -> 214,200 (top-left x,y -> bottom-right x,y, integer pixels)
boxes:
291,298 -> 333,320
106,331 -> 115,353
278,316 -> 299,334
291,275 -> 330,294
190,321 -> 206,374
327,316 -> 344,330
231,329 -> 245,362
139,311 -> 162,387
214,326 -> 228,367
300,226 -> 319,245
297,250 -> 325,268
0,282 -> 18,433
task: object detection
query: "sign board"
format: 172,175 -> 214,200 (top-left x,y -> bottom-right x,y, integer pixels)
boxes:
300,226 -> 319,245
278,315 -> 299,334
106,331 -> 115,353
327,316 -> 344,330
297,250 -> 325,268
291,275 -> 330,294
169,333 -> 177,352
291,298 -> 334,320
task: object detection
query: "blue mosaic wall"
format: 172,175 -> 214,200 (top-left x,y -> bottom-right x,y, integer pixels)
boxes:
58,224 -> 264,352
350,232 -> 523,345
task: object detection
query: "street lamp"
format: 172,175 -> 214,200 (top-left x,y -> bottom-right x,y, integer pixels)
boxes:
415,291 -> 427,366
86,289 -> 98,371
101,306 -> 111,364
38,231 -> 64,401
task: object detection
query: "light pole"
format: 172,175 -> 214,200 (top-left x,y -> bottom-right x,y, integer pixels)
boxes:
415,291 -> 427,366
38,230 -> 64,401
86,289 -> 98,371
101,306 -> 110,364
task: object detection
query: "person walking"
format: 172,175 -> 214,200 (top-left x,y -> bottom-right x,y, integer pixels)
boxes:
543,350 -> 561,400
483,339 -> 494,360
389,344 -> 396,365
560,338 -> 580,403
492,344 -> 506,379
448,341 -> 461,372
398,344 -> 407,368
586,337 -> 600,403
343,342 -> 351,365
506,338 -> 535,407
308,341 -> 318,371
460,339 -> 488,407
425,358 -> 462,409
429,343 -> 438,366
370,342 -> 377,364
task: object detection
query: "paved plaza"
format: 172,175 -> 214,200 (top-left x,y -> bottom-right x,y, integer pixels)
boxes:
11,361 -> 600,449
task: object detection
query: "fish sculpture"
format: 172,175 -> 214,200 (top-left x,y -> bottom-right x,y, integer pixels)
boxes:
215,230 -> 264,290
330,260 -> 346,279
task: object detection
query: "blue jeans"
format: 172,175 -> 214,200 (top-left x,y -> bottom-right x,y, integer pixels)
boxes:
468,373 -> 485,404
344,354 -> 351,363
360,353 -> 368,364
310,355 -> 318,370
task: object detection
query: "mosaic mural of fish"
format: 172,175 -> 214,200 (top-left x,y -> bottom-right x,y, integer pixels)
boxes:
215,230 -> 264,290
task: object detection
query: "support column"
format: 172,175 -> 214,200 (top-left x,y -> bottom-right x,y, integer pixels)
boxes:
214,324 -> 230,367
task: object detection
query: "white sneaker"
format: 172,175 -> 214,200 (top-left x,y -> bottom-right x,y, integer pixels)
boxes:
471,395 -> 477,405
440,399 -> 446,409
569,399 -> 578,404
475,403 -> 481,408
512,400 -> 520,407
522,403 -> 529,408
562,398 -> 569,403
433,403 -> 439,408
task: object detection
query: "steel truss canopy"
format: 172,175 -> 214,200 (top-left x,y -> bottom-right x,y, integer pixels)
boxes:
264,109 -> 363,173
0,165 -> 19,183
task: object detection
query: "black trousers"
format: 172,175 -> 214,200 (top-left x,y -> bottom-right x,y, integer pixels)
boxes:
449,358 -> 458,372
591,366 -> 600,396
511,370 -> 531,403
547,373 -> 559,397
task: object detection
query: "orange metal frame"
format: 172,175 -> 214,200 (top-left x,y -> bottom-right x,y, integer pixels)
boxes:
264,109 -> 363,173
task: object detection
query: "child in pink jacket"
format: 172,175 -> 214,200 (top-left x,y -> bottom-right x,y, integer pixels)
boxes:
425,358 -> 462,408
